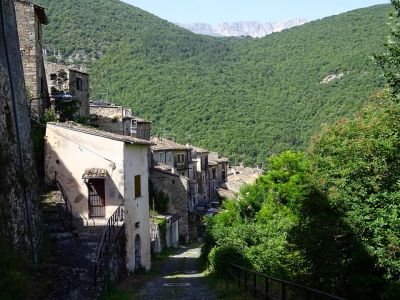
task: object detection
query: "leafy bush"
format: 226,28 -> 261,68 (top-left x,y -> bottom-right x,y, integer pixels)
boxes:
208,245 -> 249,277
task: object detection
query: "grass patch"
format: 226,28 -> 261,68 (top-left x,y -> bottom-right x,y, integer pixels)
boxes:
0,242 -> 54,300
204,272 -> 251,300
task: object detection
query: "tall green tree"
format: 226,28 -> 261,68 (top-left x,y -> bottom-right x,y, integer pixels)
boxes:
375,0 -> 400,100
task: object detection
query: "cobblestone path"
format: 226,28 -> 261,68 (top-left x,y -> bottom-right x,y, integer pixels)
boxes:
136,244 -> 217,300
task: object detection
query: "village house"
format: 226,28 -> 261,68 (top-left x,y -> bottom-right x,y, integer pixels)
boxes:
208,152 -> 229,202
90,103 -> 151,140
44,122 -> 151,272
14,0 -> 49,119
149,137 -> 230,241
189,145 -> 210,208
45,62 -> 90,118
149,137 -> 194,242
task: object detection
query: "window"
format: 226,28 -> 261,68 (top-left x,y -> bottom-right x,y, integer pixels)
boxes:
76,77 -> 82,90
135,221 -> 140,229
159,152 -> 162,162
222,169 -> 226,180
50,73 -> 57,81
134,175 -> 141,198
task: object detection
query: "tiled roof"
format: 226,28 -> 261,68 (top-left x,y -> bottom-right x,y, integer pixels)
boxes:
82,168 -> 108,179
47,122 -> 152,145
190,145 -> 209,154
150,137 -> 188,151
152,163 -> 173,172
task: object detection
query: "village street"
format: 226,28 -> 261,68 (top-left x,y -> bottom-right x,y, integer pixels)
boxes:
135,244 -> 217,300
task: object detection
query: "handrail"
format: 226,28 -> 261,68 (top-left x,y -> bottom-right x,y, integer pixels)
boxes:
56,179 -> 74,231
230,264 -> 346,300
94,204 -> 125,290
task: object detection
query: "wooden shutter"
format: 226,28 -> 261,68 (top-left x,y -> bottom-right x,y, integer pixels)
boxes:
135,175 -> 141,198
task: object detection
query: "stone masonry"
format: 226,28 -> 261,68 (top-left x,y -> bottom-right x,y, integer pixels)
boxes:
45,62 -> 90,118
0,0 -> 41,261
150,169 -> 190,242
14,0 -> 49,119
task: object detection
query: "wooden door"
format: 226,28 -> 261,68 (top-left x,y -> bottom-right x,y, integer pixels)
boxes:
88,179 -> 105,218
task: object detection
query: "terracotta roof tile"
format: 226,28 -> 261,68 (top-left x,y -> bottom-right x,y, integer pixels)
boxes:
150,137 -> 188,151
47,122 -> 152,145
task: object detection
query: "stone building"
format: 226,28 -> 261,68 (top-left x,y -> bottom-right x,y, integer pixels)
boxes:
150,137 -> 192,177
90,103 -> 151,140
189,145 -> 210,207
45,122 -> 152,271
208,152 -> 229,202
45,62 -> 90,118
1,0 -> 41,261
14,0 -> 49,119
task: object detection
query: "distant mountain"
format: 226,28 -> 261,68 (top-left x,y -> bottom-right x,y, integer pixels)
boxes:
36,0 -> 390,166
176,19 -> 308,37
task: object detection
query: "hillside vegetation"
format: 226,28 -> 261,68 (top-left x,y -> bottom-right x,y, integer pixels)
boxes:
37,0 -> 389,165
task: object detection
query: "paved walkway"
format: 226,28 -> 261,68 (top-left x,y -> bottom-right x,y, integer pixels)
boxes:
136,244 -> 217,300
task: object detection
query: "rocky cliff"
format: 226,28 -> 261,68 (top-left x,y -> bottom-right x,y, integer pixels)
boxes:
0,0 -> 41,261
177,18 -> 308,37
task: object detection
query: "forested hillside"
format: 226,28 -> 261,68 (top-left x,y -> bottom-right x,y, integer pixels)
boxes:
36,0 -> 390,165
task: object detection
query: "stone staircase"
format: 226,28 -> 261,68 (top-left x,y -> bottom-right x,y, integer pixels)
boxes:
41,190 -> 107,299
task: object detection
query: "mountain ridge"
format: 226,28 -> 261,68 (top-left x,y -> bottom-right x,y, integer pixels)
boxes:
35,0 -> 390,165
176,19 -> 308,38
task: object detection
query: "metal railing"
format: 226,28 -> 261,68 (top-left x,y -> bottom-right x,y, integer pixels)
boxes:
56,179 -> 74,231
94,204 -> 125,291
230,264 -> 346,300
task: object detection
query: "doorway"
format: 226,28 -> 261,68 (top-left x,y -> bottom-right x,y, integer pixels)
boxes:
88,179 -> 105,218
135,234 -> 141,269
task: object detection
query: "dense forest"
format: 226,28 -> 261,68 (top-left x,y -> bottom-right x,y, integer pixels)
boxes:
203,2 -> 400,298
36,0 -> 390,165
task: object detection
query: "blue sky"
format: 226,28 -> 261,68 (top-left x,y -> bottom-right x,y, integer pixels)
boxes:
122,0 -> 390,23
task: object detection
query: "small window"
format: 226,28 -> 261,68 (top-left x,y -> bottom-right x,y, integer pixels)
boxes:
76,77 -> 82,90
134,175 -> 141,198
50,73 -> 57,81
135,221 -> 140,229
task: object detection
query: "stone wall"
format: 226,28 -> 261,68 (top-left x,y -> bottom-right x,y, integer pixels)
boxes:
90,105 -> 125,134
69,70 -> 89,117
150,169 -> 189,242
0,0 -> 41,261
14,0 -> 48,119
45,62 -> 89,118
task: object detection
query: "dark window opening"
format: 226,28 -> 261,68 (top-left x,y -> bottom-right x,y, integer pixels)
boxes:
76,77 -> 83,91
50,73 -> 57,81
135,175 -> 141,198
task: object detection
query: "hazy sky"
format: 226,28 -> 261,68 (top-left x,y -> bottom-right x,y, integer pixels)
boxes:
122,0 -> 390,23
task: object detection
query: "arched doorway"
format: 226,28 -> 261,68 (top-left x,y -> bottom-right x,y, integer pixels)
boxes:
135,234 -> 141,270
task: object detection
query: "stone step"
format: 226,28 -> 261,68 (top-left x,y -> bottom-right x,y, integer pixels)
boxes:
50,231 -> 74,241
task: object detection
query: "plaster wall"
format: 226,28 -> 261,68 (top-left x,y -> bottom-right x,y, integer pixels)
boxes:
123,143 -> 151,271
45,124 -> 126,220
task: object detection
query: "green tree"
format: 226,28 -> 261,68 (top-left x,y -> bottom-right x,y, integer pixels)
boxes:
375,0 -> 400,100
